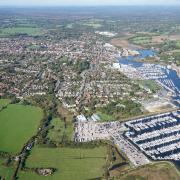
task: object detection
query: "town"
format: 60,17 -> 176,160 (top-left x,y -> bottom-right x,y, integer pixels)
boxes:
0,5 -> 180,180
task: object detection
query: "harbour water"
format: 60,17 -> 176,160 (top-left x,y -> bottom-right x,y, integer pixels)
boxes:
120,49 -> 156,62
118,49 -> 180,106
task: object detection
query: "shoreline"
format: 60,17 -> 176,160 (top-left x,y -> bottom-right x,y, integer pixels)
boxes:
171,64 -> 180,78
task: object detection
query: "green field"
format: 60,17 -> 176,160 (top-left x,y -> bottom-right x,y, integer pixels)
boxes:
66,23 -> 73,28
176,40 -> 180,48
97,112 -> 114,122
47,118 -> 65,142
0,99 -> 11,108
64,122 -> 73,142
18,146 -> 107,180
0,158 -> 14,179
82,19 -> 102,28
27,44 -> 41,50
83,22 -> 102,28
136,80 -> 161,93
0,104 -> 43,153
97,100 -> 142,121
48,118 -> 73,143
130,36 -> 152,45
0,27 -> 43,37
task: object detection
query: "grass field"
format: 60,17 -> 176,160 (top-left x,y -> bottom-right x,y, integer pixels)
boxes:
27,44 -> 41,50
47,117 -> 73,143
176,40 -> 180,48
57,105 -> 74,141
0,158 -> 14,179
0,27 -> 43,37
66,23 -> 73,28
58,104 -> 73,122
18,146 -> 107,180
130,36 -> 152,45
0,99 -> 11,108
82,19 -> 102,28
64,122 -> 74,141
97,112 -> 114,122
83,22 -> 102,28
120,162 -> 180,180
136,80 -> 161,93
0,104 -> 43,153
47,118 -> 64,142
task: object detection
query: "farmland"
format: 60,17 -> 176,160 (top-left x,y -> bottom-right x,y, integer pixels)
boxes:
0,104 -> 43,153
83,22 -> 102,28
82,19 -> 103,28
18,146 -> 107,180
0,27 -> 43,37
129,35 -> 152,45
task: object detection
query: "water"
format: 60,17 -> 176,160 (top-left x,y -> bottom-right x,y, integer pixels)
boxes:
119,49 -> 155,67
174,161 -> 180,170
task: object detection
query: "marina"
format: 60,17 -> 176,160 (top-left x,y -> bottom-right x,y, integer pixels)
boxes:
118,49 -> 180,107
124,111 -> 180,162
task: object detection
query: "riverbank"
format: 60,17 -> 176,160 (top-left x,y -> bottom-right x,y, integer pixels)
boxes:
171,64 -> 180,78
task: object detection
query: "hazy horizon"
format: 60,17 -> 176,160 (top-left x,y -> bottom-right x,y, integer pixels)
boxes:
0,0 -> 180,7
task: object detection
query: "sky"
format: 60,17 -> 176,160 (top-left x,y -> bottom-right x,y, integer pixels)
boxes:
0,0 -> 180,6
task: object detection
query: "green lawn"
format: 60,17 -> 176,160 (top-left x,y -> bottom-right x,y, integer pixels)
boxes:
83,23 -> 102,28
18,146 -> 107,180
0,158 -> 14,179
97,100 -> 142,121
47,118 -> 65,142
0,104 -> 43,154
27,44 -> 41,50
82,19 -> 102,28
0,99 -> 11,108
65,122 -> 74,141
136,80 -> 161,93
130,36 -> 152,45
97,112 -> 114,122
66,23 -> 73,28
0,27 -> 43,37
47,118 -> 73,143
176,41 -> 180,48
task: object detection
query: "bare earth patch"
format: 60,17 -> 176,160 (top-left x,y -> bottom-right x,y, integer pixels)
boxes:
152,35 -> 180,44
111,38 -> 142,49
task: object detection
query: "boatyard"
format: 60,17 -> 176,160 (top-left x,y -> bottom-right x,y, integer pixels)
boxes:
75,110 -> 180,166
124,111 -> 180,162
